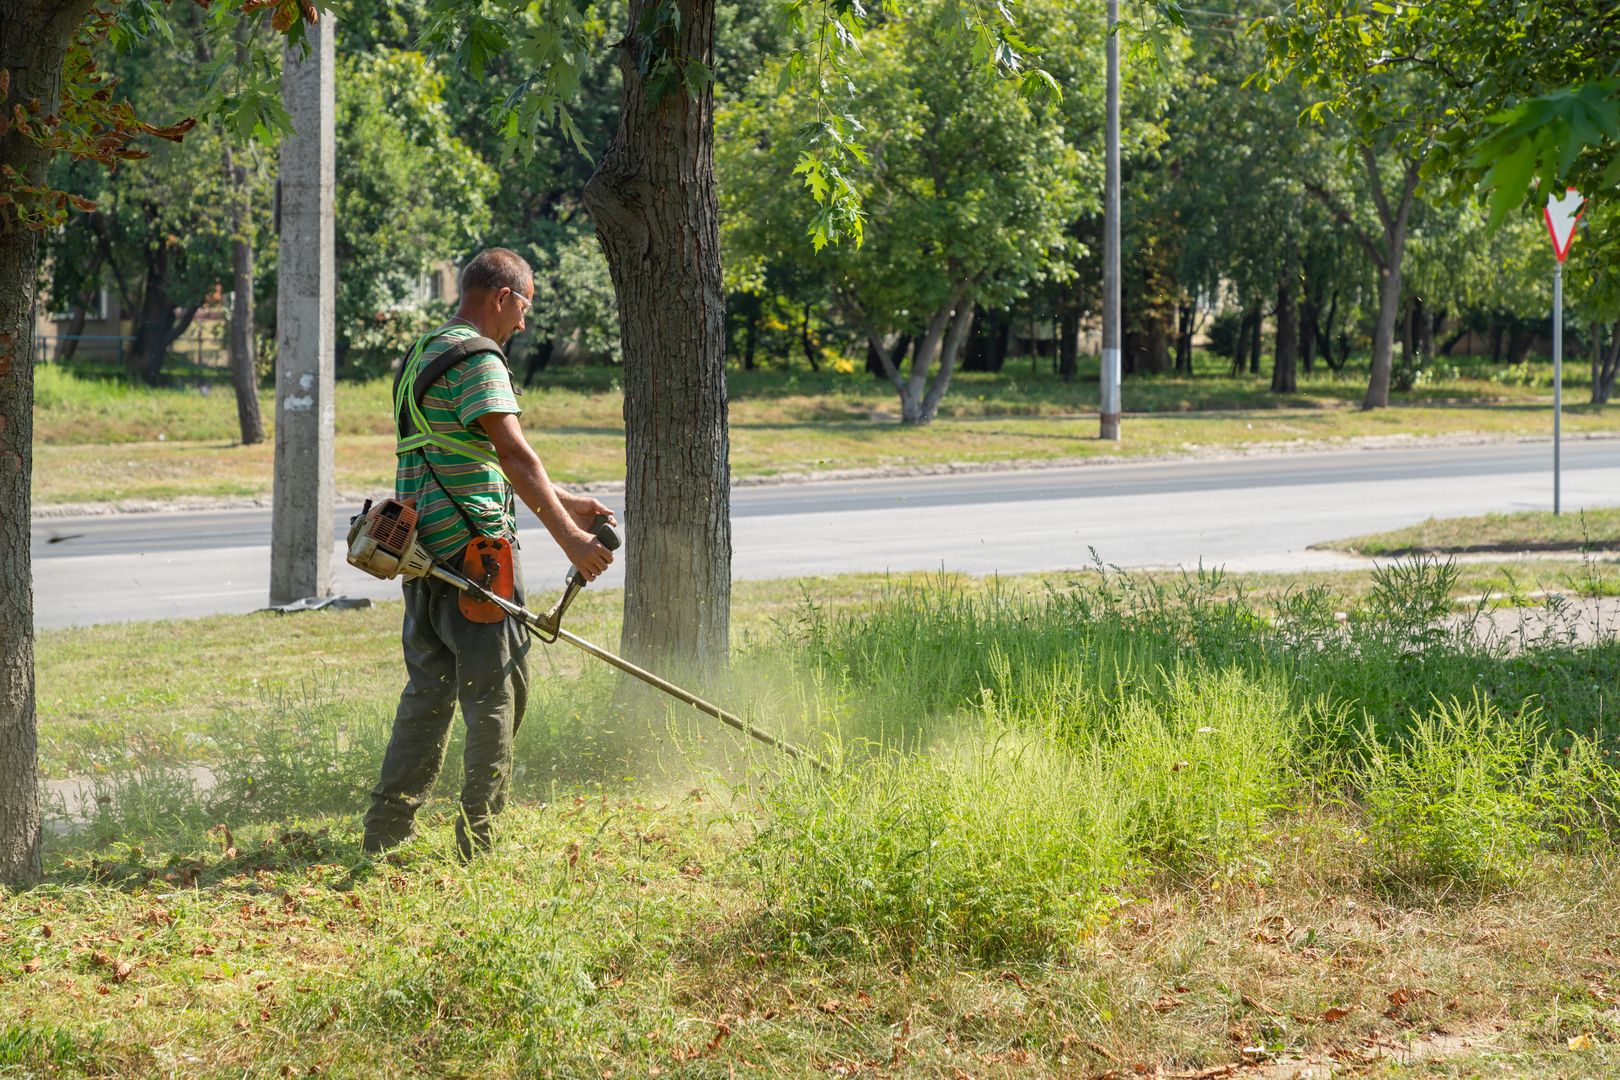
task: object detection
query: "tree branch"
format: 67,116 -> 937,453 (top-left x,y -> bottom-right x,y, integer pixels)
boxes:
1303,180 -> 1384,269
1358,143 -> 1395,236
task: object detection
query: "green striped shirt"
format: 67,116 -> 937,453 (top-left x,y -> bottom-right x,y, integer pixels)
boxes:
395,323 -> 522,561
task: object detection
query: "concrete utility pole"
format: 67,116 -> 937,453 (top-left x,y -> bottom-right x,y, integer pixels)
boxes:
270,19 -> 336,604
1100,0 -> 1122,442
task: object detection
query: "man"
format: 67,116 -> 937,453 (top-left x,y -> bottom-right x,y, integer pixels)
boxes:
362,247 -> 616,859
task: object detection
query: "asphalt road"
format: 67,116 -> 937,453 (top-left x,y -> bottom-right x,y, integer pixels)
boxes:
31,439 -> 1620,629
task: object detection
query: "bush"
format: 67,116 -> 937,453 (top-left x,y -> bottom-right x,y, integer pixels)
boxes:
1205,309 -> 1244,358
1359,694 -> 1619,882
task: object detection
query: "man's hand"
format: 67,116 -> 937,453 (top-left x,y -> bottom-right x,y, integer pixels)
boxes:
562,530 -> 614,582
558,491 -> 617,534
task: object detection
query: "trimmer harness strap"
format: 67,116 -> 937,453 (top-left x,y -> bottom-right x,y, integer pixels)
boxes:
392,330 -> 513,543
392,331 -> 510,473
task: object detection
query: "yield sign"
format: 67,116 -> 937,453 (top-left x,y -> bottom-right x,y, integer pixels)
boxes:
1544,188 -> 1585,262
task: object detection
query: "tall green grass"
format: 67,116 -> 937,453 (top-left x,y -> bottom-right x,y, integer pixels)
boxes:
50,558 -> 1620,967
749,560 -> 1620,960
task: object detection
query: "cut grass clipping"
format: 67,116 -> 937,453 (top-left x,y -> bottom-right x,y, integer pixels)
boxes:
13,558 -> 1620,1075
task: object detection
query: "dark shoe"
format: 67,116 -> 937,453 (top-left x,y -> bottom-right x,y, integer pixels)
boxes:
454,815 -> 493,863
362,827 -> 411,855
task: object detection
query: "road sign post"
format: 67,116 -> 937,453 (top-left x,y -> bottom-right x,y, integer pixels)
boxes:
1543,188 -> 1584,517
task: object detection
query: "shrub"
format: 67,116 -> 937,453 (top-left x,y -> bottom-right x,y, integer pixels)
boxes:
1358,694 -> 1618,882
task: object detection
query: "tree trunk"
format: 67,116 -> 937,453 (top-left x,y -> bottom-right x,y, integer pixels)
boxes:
1490,316 -> 1504,363
1508,324 -> 1532,364
918,302 -> 976,423
1232,306 -> 1252,377
799,302 -> 818,371
131,247 -> 178,384
1594,323 -> 1619,405
1175,301 -> 1194,375
1247,304 -> 1261,375
1423,306 -> 1440,363
1058,307 -> 1079,382
1271,269 -> 1298,394
1317,288 -> 1338,368
865,288 -> 972,425
1343,149 -> 1420,410
2,0 -> 96,888
523,336 -> 555,384
224,143 -> 264,445
1141,309 -> 1170,375
1299,296 -> 1317,375
1398,295 -> 1414,372
583,0 -> 730,677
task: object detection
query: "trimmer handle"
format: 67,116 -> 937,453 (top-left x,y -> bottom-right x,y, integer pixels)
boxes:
566,514 -> 622,587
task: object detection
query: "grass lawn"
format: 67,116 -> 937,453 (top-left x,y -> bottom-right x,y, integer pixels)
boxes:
1327,505 -> 1620,556
14,557 -> 1620,1076
31,353 -> 1620,506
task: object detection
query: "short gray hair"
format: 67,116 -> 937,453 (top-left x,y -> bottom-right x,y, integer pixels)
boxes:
459,248 -> 532,296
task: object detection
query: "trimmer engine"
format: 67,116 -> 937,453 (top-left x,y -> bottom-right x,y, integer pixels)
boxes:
346,498 -> 436,581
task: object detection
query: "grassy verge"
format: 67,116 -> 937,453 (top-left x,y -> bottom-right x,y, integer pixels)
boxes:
34,560 -> 1619,779
32,354 -> 1620,505
1328,505 -> 1620,556
14,558 -> 1620,1076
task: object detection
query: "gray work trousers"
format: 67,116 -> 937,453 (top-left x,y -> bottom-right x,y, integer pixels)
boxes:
362,556 -> 530,858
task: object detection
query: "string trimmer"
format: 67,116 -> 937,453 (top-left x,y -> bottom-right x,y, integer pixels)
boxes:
345,498 -> 825,770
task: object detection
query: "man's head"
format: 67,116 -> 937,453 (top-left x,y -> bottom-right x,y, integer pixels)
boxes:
457,248 -> 534,345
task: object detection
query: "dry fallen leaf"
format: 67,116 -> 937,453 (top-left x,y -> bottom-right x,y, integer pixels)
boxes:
1385,986 -> 1423,1009
1322,1005 -> 1353,1022
22,958 -> 40,974
1568,1033 -> 1594,1051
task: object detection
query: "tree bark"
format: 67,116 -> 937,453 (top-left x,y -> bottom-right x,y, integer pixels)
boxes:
918,301 -> 975,423
1174,301 -> 1194,375
1247,304 -> 1261,375
1299,296 -> 1317,375
224,143 -> 264,445
1058,307 -> 1079,382
1317,288 -> 1338,369
799,302 -> 818,371
583,0 -> 731,677
130,245 -> 177,383
1592,324 -> 1618,405
1271,268 -> 1298,394
2,0 -> 97,888
1307,150 -> 1421,408
1360,153 -> 1420,409
1232,306 -> 1253,377
222,32 -> 263,445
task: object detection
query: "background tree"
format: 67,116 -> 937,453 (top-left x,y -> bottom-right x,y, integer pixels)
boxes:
326,47 -> 495,375
1259,2 -> 1465,409
422,0 -> 1050,675
1,0 -> 309,887
720,1 -> 1084,424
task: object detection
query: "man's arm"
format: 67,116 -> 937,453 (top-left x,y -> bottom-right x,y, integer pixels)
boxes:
478,412 -> 614,581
